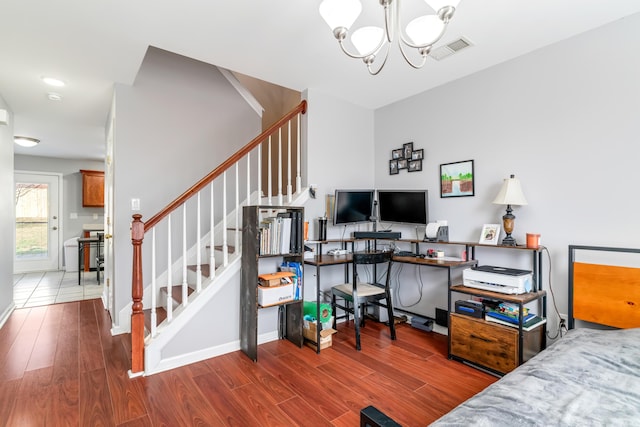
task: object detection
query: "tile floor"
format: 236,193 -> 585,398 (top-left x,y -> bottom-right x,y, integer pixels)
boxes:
12,269 -> 104,309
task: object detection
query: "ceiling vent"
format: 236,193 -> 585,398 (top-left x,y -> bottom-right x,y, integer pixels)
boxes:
429,37 -> 473,61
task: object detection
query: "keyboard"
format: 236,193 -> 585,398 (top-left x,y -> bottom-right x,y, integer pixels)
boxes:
396,251 -> 416,257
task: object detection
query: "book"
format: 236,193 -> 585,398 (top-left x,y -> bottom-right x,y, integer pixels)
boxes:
486,315 -> 546,331
486,310 -> 535,325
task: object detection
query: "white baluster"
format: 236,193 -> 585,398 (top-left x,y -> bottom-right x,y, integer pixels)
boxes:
167,215 -> 172,322
267,135 -> 272,205
246,151 -> 251,205
278,127 -> 283,206
182,204 -> 188,307
296,112 -> 302,195
258,143 -> 262,204
196,193 -> 202,292
287,120 -> 292,203
209,184 -> 215,279
223,171 -> 229,266
151,228 -> 157,337
235,163 -> 240,255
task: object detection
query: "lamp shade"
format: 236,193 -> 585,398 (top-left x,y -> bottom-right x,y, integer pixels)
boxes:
405,14 -> 445,46
351,26 -> 384,55
492,175 -> 528,206
319,0 -> 362,30
14,136 -> 40,148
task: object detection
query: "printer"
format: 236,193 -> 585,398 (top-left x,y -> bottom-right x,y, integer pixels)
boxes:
463,265 -> 533,295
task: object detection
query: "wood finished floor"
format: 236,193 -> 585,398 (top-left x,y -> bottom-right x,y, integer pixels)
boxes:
0,299 -> 496,426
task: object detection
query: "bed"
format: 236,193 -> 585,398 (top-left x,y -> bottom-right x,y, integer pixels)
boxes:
431,245 -> 640,426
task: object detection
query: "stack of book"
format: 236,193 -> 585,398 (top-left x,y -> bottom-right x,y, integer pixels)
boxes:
258,210 -> 302,255
486,305 -> 546,331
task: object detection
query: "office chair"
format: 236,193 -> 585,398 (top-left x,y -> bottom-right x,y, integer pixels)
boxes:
96,232 -> 104,283
331,251 -> 396,351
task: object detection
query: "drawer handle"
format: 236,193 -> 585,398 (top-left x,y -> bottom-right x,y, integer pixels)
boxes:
470,334 -> 492,343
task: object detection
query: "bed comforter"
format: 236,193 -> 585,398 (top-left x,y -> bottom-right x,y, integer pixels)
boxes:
431,327 -> 640,426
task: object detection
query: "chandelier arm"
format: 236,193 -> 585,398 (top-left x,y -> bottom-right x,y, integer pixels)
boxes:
397,42 -> 428,69
337,38 -> 373,60
366,42 -> 392,75
383,0 -> 395,43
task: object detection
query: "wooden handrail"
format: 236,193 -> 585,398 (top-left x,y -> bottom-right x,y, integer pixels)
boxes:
144,100 -> 307,232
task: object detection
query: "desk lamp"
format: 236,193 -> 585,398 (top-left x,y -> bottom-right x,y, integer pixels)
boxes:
492,174 -> 527,246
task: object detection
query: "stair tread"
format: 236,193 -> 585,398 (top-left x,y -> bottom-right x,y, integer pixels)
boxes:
159,285 -> 195,304
143,307 -> 167,331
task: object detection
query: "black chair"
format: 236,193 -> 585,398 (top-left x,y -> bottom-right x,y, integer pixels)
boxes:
331,251 -> 396,350
96,233 -> 104,282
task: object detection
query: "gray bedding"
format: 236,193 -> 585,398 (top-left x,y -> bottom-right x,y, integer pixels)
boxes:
431,327 -> 640,426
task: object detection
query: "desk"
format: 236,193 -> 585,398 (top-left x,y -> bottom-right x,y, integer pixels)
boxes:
304,239 -> 476,353
77,236 -> 103,285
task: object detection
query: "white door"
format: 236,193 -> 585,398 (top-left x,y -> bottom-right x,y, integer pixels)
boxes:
103,99 -> 115,318
14,172 -> 62,273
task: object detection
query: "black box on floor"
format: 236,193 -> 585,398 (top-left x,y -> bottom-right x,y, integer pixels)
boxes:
410,315 -> 433,332
435,307 -> 448,327
455,300 -> 484,318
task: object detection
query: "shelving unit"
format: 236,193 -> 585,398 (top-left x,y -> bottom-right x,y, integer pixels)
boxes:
448,244 -> 547,376
240,205 -> 304,362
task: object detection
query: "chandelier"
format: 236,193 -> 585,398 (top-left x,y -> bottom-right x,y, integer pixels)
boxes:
319,0 -> 461,75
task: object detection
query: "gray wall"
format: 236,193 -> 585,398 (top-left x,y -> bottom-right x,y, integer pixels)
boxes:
373,13 -> 640,332
14,155 -> 104,244
0,97 -> 14,323
111,47 -> 262,327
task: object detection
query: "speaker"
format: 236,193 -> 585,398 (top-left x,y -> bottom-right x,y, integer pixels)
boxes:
435,307 -> 448,327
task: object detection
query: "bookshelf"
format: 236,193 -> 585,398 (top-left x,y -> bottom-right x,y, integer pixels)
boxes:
240,205 -> 304,362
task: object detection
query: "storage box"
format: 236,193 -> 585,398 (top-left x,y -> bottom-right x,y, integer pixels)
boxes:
410,315 -> 433,332
455,300 -> 484,318
303,301 -> 332,323
258,271 -> 296,287
303,318 -> 336,350
257,283 -> 294,307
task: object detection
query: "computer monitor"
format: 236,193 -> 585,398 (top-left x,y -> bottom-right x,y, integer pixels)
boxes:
377,189 -> 429,225
333,189 -> 375,225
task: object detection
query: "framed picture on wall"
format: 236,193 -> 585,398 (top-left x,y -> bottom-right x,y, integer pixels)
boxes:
408,159 -> 422,172
440,159 -> 474,198
403,142 -> 413,160
389,160 -> 399,175
397,159 -> 408,170
411,149 -> 424,160
392,149 -> 404,159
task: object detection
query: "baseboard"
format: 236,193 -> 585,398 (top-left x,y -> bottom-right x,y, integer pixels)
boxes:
0,302 -> 16,329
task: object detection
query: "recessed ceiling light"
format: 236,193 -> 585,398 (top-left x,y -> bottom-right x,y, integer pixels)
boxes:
42,76 -> 65,87
14,136 -> 40,148
47,92 -> 63,101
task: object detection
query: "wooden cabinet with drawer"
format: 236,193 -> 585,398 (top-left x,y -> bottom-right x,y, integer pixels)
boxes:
450,312 -> 545,375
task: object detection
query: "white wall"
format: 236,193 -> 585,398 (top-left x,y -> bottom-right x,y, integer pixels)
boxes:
302,88 -> 376,301
0,97 -> 14,325
111,47 -> 262,328
374,14 -> 640,330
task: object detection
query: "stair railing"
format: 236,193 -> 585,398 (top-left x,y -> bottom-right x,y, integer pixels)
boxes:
130,100 -> 307,375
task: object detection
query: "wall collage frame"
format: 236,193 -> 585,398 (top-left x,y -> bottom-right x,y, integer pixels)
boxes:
389,142 -> 423,175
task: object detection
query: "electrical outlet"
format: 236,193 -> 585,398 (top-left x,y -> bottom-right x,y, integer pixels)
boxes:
559,313 -> 568,329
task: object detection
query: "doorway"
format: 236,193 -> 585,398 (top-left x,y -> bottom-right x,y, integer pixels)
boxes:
14,171 -> 62,273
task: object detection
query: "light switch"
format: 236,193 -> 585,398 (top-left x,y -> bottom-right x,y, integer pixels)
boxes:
131,198 -> 140,211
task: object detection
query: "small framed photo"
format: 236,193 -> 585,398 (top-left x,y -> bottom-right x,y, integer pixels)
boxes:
397,159 -> 408,170
392,149 -> 404,160
411,149 -> 424,160
403,142 -> 413,160
389,159 -> 399,175
479,224 -> 501,245
408,159 -> 422,172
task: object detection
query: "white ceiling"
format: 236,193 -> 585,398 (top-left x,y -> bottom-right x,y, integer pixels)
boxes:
3,0 -> 640,161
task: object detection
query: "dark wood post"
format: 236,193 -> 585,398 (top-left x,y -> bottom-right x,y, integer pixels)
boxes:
131,214 -> 145,374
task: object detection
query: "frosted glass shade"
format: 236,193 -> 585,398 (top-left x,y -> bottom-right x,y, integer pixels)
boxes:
425,0 -> 462,12
493,176 -> 528,206
319,0 -> 362,30
405,15 -> 445,46
351,26 -> 384,55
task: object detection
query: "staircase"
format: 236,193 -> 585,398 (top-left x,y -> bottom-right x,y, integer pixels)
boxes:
130,100 -> 307,376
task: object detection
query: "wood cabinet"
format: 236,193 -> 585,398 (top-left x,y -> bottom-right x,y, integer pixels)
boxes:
240,205 -> 304,362
80,170 -> 104,207
448,244 -> 547,376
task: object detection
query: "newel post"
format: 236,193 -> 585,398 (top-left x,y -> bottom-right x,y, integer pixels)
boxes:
131,214 -> 145,375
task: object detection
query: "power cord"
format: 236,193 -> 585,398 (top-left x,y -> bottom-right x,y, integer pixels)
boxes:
544,247 -> 568,340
